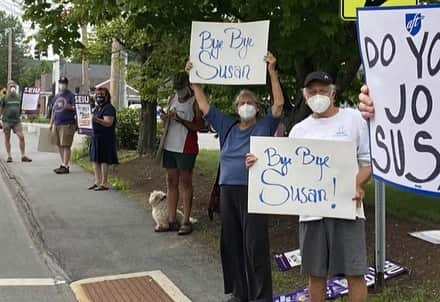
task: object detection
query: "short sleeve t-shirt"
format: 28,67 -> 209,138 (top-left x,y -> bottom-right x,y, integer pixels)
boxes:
92,102 -> 116,137
204,106 -> 280,185
1,94 -> 21,123
288,108 -> 371,221
52,90 -> 76,125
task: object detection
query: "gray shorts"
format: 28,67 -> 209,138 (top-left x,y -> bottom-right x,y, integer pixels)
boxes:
299,218 -> 368,277
2,121 -> 23,134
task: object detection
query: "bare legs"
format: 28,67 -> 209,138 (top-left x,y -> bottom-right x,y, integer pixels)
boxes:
166,168 -> 193,225
92,162 -> 109,187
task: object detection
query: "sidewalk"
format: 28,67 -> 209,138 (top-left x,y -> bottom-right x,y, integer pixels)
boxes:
0,126 -> 224,301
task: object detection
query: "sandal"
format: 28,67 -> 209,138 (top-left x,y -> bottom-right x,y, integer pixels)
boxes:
94,185 -> 109,191
88,184 -> 98,190
154,222 -> 180,233
178,223 -> 193,236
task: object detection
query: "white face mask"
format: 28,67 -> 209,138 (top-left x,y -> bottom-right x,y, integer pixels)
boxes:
9,87 -> 17,94
59,84 -> 67,92
238,104 -> 257,121
307,94 -> 331,114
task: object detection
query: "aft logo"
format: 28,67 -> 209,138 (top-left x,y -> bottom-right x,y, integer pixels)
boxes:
406,13 -> 424,36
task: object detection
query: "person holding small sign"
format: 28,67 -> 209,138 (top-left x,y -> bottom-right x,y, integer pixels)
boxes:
0,80 -> 32,163
88,87 -> 118,191
187,51 -> 283,302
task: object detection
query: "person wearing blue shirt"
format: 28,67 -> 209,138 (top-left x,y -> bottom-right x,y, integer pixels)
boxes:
187,51 -> 284,302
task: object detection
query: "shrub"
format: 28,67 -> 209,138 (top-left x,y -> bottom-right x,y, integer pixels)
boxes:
116,108 -> 140,150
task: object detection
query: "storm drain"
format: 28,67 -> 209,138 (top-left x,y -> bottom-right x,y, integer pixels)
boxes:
71,271 -> 191,302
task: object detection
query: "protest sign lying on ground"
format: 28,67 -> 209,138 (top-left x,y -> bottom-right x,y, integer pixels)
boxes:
273,260 -> 407,302
409,230 -> 440,244
75,95 -> 93,136
357,4 -> 440,197
248,137 -> 357,220
274,249 -> 301,271
21,87 -> 40,114
189,20 -> 269,85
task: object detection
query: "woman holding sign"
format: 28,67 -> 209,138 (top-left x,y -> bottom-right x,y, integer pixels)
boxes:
88,87 -> 118,191
187,51 -> 283,302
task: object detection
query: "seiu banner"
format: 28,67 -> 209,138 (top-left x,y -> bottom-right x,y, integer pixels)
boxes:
189,20 -> 269,85
357,5 -> 440,197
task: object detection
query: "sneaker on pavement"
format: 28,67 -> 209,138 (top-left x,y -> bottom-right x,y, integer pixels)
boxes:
21,156 -> 32,162
6,157 -> 12,163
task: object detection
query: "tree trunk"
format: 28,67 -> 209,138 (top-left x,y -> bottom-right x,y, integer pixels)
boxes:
137,100 -> 157,155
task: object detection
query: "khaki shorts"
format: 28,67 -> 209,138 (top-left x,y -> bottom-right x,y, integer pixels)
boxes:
51,124 -> 76,147
2,121 -> 23,134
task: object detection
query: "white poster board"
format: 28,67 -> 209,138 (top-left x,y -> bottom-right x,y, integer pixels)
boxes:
21,87 -> 40,112
189,20 -> 269,85
357,5 -> 440,196
74,95 -> 93,136
249,137 -> 358,220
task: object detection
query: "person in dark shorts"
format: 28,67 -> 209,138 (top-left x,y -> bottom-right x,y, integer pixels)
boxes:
88,87 -> 118,191
157,72 -> 204,235
50,77 -> 76,174
0,80 -> 32,163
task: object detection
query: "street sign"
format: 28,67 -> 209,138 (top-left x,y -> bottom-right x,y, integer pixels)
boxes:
340,0 -> 418,21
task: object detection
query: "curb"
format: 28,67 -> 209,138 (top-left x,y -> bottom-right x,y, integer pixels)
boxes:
0,159 -> 70,284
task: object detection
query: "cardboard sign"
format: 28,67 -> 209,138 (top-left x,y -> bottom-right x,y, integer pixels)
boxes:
189,20 -> 269,85
74,95 -> 93,136
37,127 -> 58,153
357,5 -> 440,197
21,87 -> 40,113
248,137 -> 357,220
273,260 -> 407,301
409,230 -> 440,244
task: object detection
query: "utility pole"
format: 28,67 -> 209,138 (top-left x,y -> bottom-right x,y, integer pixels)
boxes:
110,38 -> 122,108
7,29 -> 13,82
80,25 -> 89,94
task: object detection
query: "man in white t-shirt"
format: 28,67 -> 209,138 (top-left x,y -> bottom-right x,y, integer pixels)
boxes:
289,71 -> 372,302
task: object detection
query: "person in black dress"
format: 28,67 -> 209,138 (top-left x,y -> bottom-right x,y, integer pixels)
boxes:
88,87 -> 118,191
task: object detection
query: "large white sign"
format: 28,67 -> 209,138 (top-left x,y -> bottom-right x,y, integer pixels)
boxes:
21,87 -> 40,112
357,5 -> 440,196
248,137 -> 358,220
189,20 -> 269,85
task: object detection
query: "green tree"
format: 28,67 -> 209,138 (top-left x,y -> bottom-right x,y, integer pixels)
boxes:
18,60 -> 52,87
22,0 -> 374,151
0,11 -> 27,88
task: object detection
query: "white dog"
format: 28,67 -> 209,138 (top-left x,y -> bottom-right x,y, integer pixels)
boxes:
147,190 -> 197,231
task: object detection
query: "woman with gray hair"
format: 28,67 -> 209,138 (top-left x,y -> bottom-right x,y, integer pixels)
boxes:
186,51 -> 284,302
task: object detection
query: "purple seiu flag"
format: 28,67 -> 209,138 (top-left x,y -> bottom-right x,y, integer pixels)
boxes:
273,260 -> 407,301
74,95 -> 94,136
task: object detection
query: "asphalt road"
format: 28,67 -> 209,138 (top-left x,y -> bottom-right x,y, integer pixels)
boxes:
0,164 -> 75,302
